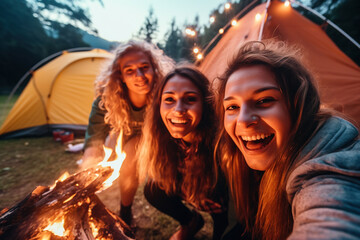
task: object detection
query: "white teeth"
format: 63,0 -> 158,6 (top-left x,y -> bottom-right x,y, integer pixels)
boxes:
170,118 -> 188,124
241,133 -> 271,141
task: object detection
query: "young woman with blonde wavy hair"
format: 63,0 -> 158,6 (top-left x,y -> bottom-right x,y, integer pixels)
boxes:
138,66 -> 228,240
215,41 -> 360,239
82,39 -> 174,226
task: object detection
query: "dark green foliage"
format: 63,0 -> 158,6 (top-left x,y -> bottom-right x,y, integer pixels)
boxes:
0,0 -> 95,94
163,18 -> 183,61
138,7 -> 159,43
0,0 -> 49,93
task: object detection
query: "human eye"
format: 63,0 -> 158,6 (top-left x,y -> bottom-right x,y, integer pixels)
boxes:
185,95 -> 199,104
224,104 -> 239,112
124,68 -> 134,75
162,95 -> 175,104
141,64 -> 150,70
256,97 -> 276,107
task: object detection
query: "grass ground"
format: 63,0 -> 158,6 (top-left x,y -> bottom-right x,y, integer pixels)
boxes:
0,94 -> 17,126
0,95 -> 214,239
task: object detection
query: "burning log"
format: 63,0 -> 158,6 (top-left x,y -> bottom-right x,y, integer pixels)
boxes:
0,131 -> 135,240
0,166 -> 134,240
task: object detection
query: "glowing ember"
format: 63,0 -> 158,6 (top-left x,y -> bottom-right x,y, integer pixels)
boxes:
44,217 -> 66,237
97,130 -> 126,190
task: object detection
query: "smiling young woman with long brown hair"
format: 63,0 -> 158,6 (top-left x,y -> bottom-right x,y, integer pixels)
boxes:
215,41 -> 360,239
138,66 -> 228,240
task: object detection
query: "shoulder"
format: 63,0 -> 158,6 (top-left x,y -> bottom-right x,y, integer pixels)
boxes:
286,133 -> 360,239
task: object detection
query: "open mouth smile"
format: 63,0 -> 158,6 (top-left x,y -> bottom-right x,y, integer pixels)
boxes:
170,118 -> 189,125
135,81 -> 148,87
240,133 -> 274,150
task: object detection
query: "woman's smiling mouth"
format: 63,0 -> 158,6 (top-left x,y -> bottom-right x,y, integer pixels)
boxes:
240,133 -> 275,150
170,118 -> 189,125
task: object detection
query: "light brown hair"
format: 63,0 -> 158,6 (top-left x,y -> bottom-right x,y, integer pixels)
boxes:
138,66 -> 218,204
214,41 -> 330,239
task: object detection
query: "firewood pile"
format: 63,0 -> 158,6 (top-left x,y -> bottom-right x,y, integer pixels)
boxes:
0,166 -> 135,240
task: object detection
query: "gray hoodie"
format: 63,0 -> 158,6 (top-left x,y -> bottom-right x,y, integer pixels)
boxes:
287,117 -> 360,239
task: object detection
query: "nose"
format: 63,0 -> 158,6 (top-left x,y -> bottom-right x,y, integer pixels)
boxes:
174,100 -> 186,115
135,68 -> 144,77
236,105 -> 257,127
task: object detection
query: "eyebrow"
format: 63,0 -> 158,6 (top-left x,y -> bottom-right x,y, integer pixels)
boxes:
122,61 -> 149,69
223,86 -> 280,101
162,91 -> 200,95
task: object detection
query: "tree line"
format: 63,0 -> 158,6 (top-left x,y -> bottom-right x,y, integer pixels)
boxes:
0,0 -> 358,94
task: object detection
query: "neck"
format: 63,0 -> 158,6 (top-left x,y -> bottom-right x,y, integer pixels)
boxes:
128,92 -> 147,108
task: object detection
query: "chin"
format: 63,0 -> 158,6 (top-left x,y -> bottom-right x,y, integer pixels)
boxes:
244,158 -> 269,171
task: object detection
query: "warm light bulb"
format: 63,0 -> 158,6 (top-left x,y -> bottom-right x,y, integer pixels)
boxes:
284,0 -> 290,7
209,16 -> 215,23
231,20 -> 237,26
185,28 -> 192,35
193,47 -> 199,54
255,13 -> 261,21
225,3 -> 231,10
219,28 -> 224,34
197,53 -> 203,60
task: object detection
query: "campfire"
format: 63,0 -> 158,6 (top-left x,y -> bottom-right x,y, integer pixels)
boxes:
0,132 -> 135,240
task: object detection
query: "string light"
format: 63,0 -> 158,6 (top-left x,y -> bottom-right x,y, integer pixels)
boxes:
224,2 -> 231,10
231,19 -> 237,26
255,13 -> 261,21
209,16 -> 215,23
196,53 -> 203,60
193,47 -> 199,54
284,0 -> 290,7
185,28 -> 196,37
219,28 -> 224,34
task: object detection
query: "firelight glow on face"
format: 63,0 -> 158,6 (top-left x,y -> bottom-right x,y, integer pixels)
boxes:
223,65 -> 292,171
119,51 -> 154,97
160,75 -> 203,143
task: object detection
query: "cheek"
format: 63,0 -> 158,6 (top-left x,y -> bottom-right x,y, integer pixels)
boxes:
224,114 -> 235,134
192,103 -> 203,126
146,69 -> 155,80
160,104 -> 168,123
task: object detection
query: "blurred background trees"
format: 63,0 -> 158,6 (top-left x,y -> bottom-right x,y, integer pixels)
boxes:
0,0 -> 358,94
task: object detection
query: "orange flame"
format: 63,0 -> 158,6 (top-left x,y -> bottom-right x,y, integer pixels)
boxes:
97,130 -> 126,191
43,216 -> 66,237
50,172 -> 70,190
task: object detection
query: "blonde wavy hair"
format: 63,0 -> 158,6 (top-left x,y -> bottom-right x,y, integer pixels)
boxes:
95,40 -> 174,135
214,41 -> 331,239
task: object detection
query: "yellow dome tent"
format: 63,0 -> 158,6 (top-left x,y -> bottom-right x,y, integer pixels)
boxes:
200,0 -> 360,127
0,48 -> 113,139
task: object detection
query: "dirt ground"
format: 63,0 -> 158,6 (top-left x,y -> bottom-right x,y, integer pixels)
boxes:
97,179 -> 214,240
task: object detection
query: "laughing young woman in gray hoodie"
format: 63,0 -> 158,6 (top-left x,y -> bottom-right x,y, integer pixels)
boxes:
215,41 -> 360,240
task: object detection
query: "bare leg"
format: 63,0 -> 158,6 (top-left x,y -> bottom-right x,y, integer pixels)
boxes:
118,136 -> 140,224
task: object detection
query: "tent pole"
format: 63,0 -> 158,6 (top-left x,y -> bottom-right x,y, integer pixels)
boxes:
291,0 -> 360,49
258,0 -> 271,41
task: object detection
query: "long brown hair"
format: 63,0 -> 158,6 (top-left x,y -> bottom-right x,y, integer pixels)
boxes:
95,40 -> 174,135
214,41 -> 331,239
138,66 -> 217,204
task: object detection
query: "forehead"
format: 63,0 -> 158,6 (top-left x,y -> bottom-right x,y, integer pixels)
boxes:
118,51 -> 151,69
162,75 -> 201,94
225,65 -> 278,95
